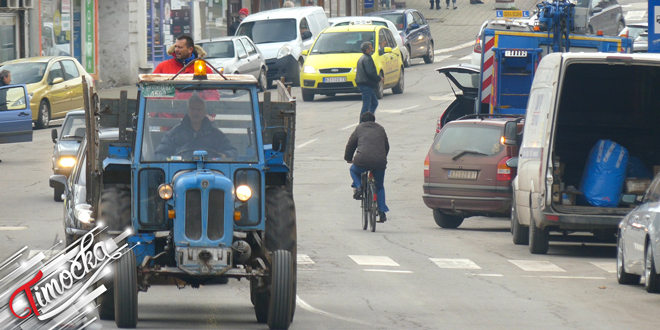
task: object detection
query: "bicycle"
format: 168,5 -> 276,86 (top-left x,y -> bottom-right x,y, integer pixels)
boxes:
360,171 -> 379,232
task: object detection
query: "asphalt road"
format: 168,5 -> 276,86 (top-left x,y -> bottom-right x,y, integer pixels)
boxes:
1,48 -> 658,329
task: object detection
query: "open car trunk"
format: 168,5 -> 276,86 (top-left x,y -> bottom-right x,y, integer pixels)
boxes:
551,61 -> 660,215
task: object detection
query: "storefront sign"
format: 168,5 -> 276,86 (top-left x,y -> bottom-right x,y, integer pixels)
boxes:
365,0 -> 374,8
83,0 -> 98,76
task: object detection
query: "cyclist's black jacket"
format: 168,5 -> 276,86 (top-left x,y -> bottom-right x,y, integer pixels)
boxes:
344,121 -> 390,170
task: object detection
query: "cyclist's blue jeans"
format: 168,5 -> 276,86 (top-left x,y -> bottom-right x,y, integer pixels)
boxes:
357,85 -> 378,120
350,164 -> 389,213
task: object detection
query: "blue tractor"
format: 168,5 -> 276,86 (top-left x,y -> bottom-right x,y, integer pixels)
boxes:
77,64 -> 297,329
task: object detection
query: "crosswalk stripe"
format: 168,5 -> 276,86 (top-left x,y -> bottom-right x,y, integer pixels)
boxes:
349,255 -> 399,267
428,93 -> 456,101
625,10 -> 646,21
364,269 -> 413,274
298,254 -> 315,265
459,55 -> 472,61
430,258 -> 481,270
433,55 -> 452,63
509,260 -> 565,272
0,226 -> 28,231
589,261 -> 616,274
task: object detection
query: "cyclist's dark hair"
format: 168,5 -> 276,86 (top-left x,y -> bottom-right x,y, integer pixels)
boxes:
360,112 -> 375,123
177,35 -> 194,49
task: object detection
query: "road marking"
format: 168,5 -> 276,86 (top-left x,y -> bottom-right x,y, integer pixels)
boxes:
590,261 -> 616,274
509,260 -> 566,272
0,226 -> 28,231
378,105 -> 420,113
349,255 -> 399,267
428,94 -> 456,101
434,41 -> 474,55
433,55 -> 452,63
298,254 -> 315,265
625,10 -> 646,21
296,296 -> 380,327
296,138 -> 318,149
339,123 -> 358,131
430,258 -> 481,270
459,55 -> 472,61
364,269 -> 413,273
521,276 -> 606,280
466,273 -> 504,277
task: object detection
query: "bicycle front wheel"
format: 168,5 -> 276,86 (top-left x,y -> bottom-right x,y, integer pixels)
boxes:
368,182 -> 377,232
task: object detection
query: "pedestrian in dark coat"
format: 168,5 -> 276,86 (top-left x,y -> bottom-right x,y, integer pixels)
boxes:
228,8 -> 249,36
355,42 -> 383,121
344,112 -> 390,221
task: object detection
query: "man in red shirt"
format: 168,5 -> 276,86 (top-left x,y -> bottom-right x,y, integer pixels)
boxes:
154,35 -> 211,74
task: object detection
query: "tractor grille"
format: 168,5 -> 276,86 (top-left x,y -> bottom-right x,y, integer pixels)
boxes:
319,68 -> 352,74
207,190 -> 225,240
185,189 -> 202,240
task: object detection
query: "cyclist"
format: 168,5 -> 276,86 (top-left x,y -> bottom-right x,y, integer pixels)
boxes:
344,112 -> 390,221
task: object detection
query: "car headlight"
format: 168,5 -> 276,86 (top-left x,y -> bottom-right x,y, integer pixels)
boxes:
12,97 -> 25,107
303,65 -> 317,74
277,45 -> 292,59
74,204 -> 93,224
158,183 -> 173,200
59,157 -> 76,168
236,185 -> 252,201
28,92 -> 33,100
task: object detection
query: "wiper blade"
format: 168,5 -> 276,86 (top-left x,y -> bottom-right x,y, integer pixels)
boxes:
452,150 -> 488,160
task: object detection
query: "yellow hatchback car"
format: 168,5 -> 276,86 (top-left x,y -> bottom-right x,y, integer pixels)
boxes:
0,56 -> 93,129
300,24 -> 404,102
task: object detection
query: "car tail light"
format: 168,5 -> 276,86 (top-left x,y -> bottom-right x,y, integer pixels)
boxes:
436,117 -> 442,133
497,156 -> 512,181
424,154 -> 430,178
545,214 -> 559,222
473,38 -> 482,53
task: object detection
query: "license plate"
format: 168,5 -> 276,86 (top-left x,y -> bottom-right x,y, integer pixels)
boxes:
505,50 -> 528,57
448,170 -> 478,180
323,77 -> 347,83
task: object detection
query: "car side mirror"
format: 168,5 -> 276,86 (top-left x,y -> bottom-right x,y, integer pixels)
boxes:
410,23 -> 420,30
591,7 -> 602,13
620,193 -> 641,205
384,47 -> 392,53
52,77 -> 64,84
302,49 -> 309,56
239,53 -> 248,59
503,121 -> 519,146
52,128 -> 58,143
49,174 -> 68,193
302,30 -> 313,40
272,131 -> 287,152
506,157 -> 518,168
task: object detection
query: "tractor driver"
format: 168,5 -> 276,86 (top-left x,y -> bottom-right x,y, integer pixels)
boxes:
154,95 -> 238,161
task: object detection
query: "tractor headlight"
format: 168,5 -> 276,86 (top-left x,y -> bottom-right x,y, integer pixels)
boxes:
303,65 -> 317,74
59,157 -> 76,168
158,183 -> 173,200
74,204 -> 93,224
236,185 -> 252,201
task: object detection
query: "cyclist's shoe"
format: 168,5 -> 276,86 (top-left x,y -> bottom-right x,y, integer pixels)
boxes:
353,188 -> 363,200
377,211 -> 387,222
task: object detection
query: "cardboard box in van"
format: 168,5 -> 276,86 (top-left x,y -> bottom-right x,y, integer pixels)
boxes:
509,53 -> 660,254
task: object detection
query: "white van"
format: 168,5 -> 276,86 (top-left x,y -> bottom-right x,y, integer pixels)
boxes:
236,7 -> 329,86
507,53 -> 660,254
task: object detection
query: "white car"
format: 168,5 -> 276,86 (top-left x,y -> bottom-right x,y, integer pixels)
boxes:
328,16 -> 411,67
197,36 -> 269,91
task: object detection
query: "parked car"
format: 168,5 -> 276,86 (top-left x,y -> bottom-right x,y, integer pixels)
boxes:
632,32 -> 648,53
619,22 -> 647,40
434,64 -> 482,133
573,0 -> 625,35
0,56 -> 94,129
367,9 -> 434,64
299,24 -> 404,101
50,127 -> 118,245
41,22 -> 70,56
236,6 -> 329,87
51,110 -> 85,201
617,173 -> 660,293
197,36 -> 269,91
328,16 -> 411,67
423,115 -> 523,229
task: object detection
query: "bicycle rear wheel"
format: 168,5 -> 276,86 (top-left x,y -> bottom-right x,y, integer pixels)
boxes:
361,174 -> 368,230
368,182 -> 377,232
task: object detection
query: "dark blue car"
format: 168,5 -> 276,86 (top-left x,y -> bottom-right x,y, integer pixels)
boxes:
368,9 -> 435,64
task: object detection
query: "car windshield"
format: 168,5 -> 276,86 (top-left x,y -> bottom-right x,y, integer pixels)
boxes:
199,41 -> 235,59
61,115 -> 86,140
141,87 -> 258,163
310,32 -> 375,54
334,21 -> 388,27
433,124 -> 504,156
0,63 -> 48,84
371,14 -> 404,30
237,19 -> 297,44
